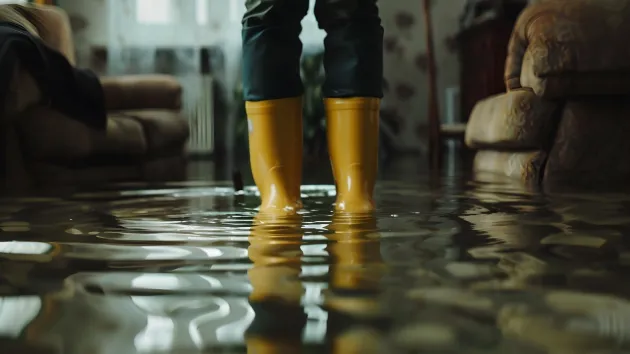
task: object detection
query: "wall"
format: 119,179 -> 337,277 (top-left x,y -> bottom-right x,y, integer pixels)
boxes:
58,0 -> 465,150
381,0 -> 465,149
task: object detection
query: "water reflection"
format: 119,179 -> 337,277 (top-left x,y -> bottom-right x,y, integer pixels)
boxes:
245,212 -> 304,352
325,212 -> 386,353
3,181 -> 630,352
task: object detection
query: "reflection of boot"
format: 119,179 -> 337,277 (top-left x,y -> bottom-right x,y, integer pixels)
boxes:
246,211 -> 306,353
246,98 -> 303,214
324,212 -> 385,345
325,98 -> 380,213
330,327 -> 384,354
0,296 -> 43,338
3,279 -> 74,353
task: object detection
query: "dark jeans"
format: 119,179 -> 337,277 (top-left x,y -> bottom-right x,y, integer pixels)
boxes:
242,0 -> 384,101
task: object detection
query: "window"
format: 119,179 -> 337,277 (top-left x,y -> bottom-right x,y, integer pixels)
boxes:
0,0 -> 26,3
136,0 -> 212,26
136,0 -> 173,24
230,0 -> 244,22
196,0 -> 208,25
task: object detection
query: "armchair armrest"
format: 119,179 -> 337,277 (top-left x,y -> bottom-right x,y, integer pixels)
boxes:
100,74 -> 182,111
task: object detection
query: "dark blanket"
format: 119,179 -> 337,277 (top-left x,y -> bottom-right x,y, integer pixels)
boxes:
0,21 -> 106,130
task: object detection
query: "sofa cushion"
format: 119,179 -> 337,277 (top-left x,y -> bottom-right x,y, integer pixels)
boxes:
473,150 -> 546,186
18,106 -> 92,162
18,108 -> 156,162
505,0 -> 630,94
29,162 -> 140,186
17,108 -> 186,164
120,110 -> 189,152
90,113 -> 147,156
5,62 -> 42,120
29,155 -> 187,186
466,90 -> 560,150
101,75 -> 183,111
544,99 -> 630,189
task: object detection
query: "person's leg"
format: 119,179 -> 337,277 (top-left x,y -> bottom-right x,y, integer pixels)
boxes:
315,0 -> 384,213
242,0 -> 309,213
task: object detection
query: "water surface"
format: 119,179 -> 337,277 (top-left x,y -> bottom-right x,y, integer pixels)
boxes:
2,176 -> 630,353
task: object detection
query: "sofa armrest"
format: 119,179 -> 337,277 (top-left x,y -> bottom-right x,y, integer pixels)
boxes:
100,75 -> 183,111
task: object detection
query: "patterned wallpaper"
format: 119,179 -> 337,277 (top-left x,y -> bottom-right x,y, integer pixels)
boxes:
60,0 -> 467,149
380,0 -> 466,149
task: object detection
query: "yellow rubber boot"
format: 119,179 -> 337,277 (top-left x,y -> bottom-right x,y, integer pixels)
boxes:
246,97 -> 303,214
325,98 -> 380,213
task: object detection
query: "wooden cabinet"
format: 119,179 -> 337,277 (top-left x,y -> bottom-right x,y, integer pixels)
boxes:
457,1 -> 527,121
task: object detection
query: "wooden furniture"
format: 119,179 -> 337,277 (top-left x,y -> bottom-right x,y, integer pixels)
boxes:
421,0 -> 441,169
458,0 -> 528,121
424,0 -> 527,170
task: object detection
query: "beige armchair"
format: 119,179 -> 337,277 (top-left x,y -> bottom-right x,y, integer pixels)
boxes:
465,0 -> 630,190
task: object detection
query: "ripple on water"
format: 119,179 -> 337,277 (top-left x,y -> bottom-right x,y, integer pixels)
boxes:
1,181 -> 630,353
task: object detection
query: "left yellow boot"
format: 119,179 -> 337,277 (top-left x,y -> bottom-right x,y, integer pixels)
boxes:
325,98 -> 380,213
246,97 -> 303,214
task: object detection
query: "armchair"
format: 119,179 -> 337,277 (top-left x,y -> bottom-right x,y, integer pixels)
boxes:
465,0 -> 630,189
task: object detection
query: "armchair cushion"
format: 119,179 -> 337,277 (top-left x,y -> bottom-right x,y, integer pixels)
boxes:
101,75 -> 183,111
473,150 -> 546,186
466,89 -> 559,150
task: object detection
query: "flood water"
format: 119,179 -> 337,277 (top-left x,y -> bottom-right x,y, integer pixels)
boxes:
3,170 -> 630,353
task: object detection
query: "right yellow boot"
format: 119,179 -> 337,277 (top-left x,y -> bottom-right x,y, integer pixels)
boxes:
325,98 -> 380,213
246,97 -> 303,214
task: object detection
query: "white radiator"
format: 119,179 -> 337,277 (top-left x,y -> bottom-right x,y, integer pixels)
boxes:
180,75 -> 214,156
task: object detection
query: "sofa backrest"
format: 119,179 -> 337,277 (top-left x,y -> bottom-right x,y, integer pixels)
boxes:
0,5 -> 38,35
505,0 -> 630,94
12,4 -> 76,65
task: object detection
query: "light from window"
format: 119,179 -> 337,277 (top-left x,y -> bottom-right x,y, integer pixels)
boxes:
230,0 -> 244,23
196,0 -> 208,25
0,0 -> 26,3
136,0 -> 172,24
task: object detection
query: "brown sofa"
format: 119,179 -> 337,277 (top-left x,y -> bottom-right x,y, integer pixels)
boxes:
465,0 -> 630,190
1,4 -> 189,191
